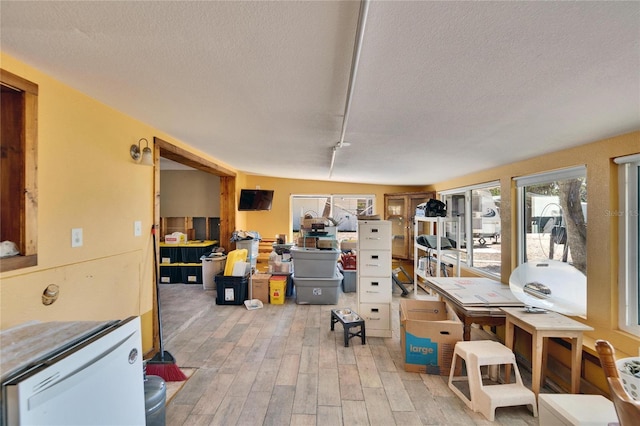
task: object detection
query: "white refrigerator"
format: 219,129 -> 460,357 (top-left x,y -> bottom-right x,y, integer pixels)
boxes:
1,316 -> 146,425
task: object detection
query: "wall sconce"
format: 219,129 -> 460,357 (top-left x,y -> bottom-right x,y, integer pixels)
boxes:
130,138 -> 153,166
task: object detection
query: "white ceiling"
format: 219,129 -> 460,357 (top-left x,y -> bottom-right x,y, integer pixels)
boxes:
2,1 -> 638,185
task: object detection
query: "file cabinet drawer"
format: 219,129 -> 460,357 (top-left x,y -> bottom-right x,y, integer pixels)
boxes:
358,221 -> 392,250
358,250 -> 392,276
358,303 -> 391,330
358,277 -> 392,303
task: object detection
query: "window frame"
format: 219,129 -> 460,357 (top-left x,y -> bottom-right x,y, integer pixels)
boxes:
0,69 -> 38,272
291,193 -> 376,233
616,154 -> 640,336
514,165 -> 586,268
440,181 -> 502,278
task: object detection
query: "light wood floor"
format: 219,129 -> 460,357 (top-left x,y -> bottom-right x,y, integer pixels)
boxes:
159,282 -> 540,425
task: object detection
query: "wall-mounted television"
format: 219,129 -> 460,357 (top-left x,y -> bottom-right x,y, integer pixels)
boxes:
238,189 -> 274,211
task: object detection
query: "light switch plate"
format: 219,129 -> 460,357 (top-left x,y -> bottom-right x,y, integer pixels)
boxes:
71,228 -> 83,247
134,221 -> 142,237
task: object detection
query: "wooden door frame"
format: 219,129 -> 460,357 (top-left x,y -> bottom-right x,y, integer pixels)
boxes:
151,137 -> 237,354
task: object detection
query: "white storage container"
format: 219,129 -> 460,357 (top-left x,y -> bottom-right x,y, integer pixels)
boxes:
290,247 -> 340,278
236,239 -> 259,267
538,394 -> 618,425
293,271 -> 343,304
201,254 -> 227,290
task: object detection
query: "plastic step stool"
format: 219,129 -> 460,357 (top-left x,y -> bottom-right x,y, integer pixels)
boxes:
448,340 -> 538,421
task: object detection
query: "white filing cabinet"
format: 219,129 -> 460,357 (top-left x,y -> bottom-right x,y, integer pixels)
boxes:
357,220 -> 392,337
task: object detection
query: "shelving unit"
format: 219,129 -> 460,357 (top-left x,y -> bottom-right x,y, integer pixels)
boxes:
357,220 -> 392,338
413,216 -> 463,299
160,216 -> 220,242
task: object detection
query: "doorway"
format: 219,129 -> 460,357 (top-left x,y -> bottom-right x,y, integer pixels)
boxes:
151,137 -> 237,353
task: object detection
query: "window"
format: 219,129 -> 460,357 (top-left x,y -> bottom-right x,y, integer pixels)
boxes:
616,154 -> 640,336
515,166 -> 587,273
440,182 -> 502,277
0,69 -> 38,272
291,194 -> 375,238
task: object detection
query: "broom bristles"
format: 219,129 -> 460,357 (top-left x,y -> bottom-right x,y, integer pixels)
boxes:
146,362 -> 188,382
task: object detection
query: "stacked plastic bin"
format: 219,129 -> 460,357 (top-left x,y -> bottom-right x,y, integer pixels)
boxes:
291,247 -> 342,304
338,252 -> 357,293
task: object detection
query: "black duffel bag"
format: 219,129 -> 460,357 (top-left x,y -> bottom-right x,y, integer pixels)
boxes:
425,199 -> 447,217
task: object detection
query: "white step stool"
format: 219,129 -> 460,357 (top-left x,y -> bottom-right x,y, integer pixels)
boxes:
448,340 -> 538,421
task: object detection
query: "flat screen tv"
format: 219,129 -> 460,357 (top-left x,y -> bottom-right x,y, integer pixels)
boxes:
238,189 -> 274,211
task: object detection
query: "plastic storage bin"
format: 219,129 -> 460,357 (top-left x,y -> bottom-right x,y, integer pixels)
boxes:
160,246 -> 181,264
290,247 -> 340,278
181,264 -> 203,284
215,273 -> 249,305
159,265 -> 182,284
180,241 -> 216,263
338,265 -> 356,293
202,254 -> 227,290
236,239 -> 259,267
293,270 -> 343,304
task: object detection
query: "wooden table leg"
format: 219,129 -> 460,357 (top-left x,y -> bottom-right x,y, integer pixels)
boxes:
541,336 -> 548,391
463,323 -> 472,341
504,318 -> 514,384
571,336 -> 583,393
532,331 -> 544,396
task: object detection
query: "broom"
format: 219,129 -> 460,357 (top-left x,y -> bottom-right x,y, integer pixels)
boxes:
146,225 -> 188,382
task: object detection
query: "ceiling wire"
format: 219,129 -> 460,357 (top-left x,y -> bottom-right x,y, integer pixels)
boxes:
329,0 -> 370,178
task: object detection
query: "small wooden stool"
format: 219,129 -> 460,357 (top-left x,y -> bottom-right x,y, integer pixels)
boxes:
331,308 -> 366,347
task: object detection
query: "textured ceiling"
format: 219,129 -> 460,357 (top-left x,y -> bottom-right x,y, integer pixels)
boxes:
2,1 -> 639,184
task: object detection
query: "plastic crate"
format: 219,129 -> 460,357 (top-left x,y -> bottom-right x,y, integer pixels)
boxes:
215,273 -> 249,305
160,246 -> 181,264
159,265 -> 182,284
180,242 -> 216,263
181,264 -> 203,284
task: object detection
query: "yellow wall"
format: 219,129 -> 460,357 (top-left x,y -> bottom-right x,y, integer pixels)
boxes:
0,53 -> 235,353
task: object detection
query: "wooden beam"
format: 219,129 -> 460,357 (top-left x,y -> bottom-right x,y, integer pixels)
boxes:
154,137 -> 236,177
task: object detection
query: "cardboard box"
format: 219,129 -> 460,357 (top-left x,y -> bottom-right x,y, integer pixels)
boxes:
164,232 -> 187,244
251,273 -> 270,304
399,299 -> 463,375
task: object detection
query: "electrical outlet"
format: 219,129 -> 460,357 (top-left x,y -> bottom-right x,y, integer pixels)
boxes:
134,221 -> 142,237
71,228 -> 83,247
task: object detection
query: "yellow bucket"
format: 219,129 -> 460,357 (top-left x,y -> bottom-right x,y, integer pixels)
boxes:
269,276 -> 286,304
